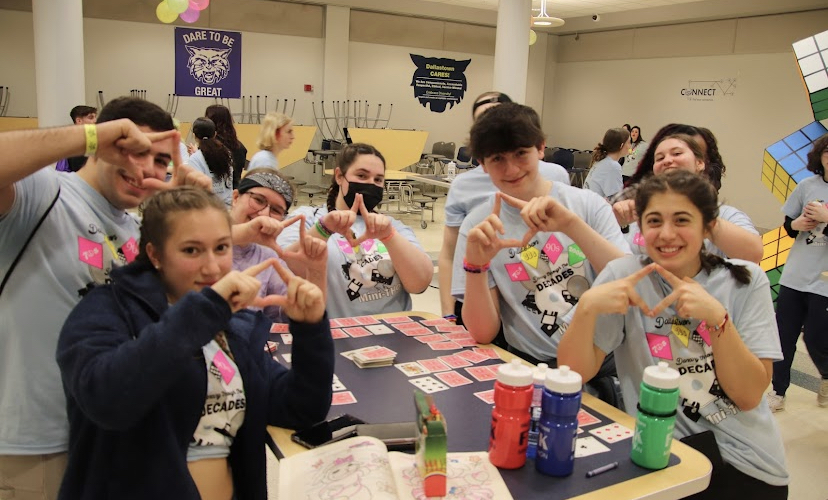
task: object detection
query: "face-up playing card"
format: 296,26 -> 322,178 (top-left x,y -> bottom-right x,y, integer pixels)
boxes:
281,353 -> 291,364
366,324 -> 394,335
331,391 -> 357,405
435,371 -> 473,387
456,350 -> 488,364
344,326 -> 372,338
332,375 -> 346,392
331,329 -> 349,339
409,376 -> 449,394
383,316 -> 414,324
439,355 -> 472,369
589,423 -> 633,444
474,389 -> 495,404
574,436 -> 611,458
577,409 -> 601,428
418,358 -> 450,372
280,333 -> 293,345
270,323 -> 289,333
395,362 -> 429,377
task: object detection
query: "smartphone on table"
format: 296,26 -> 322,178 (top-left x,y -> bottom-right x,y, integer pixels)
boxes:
291,414 -> 365,449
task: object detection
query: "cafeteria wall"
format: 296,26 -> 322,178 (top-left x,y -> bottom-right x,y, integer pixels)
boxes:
543,9 -> 828,229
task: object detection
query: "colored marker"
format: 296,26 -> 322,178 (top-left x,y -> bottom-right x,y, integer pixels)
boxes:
585,461 -> 619,478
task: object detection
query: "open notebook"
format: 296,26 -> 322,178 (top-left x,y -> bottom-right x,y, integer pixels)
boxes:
277,436 -> 513,499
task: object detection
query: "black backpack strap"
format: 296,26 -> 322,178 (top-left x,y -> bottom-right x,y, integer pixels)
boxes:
0,187 -> 61,296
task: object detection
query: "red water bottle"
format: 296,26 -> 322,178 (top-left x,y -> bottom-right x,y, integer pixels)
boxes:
489,359 -> 534,469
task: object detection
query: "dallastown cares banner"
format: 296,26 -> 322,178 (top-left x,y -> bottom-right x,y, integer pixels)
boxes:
410,54 -> 471,113
175,27 -> 242,98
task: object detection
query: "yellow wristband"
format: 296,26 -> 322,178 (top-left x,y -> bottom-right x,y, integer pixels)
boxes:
84,124 -> 98,157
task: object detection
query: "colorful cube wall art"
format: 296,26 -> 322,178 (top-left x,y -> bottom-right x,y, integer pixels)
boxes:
761,121 -> 828,203
761,226 -> 794,305
793,29 -> 828,121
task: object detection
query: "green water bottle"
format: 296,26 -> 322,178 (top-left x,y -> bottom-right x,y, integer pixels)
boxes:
630,361 -> 680,470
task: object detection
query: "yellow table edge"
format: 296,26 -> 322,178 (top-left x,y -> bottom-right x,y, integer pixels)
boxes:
267,311 -> 711,500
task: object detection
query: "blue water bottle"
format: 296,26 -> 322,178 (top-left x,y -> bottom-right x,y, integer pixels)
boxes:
526,363 -> 548,460
535,365 -> 582,476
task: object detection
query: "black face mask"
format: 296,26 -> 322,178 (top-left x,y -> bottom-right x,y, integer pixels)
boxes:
343,181 -> 384,212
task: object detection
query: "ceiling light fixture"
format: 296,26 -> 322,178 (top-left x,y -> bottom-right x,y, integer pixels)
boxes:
532,0 -> 564,28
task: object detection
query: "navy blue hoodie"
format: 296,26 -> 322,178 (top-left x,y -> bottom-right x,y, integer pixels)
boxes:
56,260 -> 333,499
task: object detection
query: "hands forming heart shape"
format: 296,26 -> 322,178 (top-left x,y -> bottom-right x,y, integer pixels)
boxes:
584,262 -> 726,327
322,193 -> 393,247
465,192 -> 577,266
211,257 -> 325,323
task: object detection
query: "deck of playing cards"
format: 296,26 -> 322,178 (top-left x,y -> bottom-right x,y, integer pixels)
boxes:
351,345 -> 397,368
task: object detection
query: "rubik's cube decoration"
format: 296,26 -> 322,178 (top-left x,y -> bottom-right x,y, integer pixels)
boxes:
793,29 -> 828,122
758,29 -> 828,306
760,227 -> 794,305
761,121 -> 827,203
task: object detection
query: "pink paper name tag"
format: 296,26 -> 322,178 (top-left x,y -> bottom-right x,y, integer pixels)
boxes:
646,332 -> 672,360
633,232 -> 646,247
212,350 -> 236,385
78,237 -> 104,269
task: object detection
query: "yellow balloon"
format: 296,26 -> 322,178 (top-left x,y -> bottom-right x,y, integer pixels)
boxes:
167,0 -> 189,14
156,1 -> 178,23
529,29 -> 538,46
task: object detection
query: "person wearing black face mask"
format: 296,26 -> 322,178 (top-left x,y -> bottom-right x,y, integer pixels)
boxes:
276,143 -> 433,318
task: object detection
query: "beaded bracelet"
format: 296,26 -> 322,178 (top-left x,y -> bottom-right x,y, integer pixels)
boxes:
462,258 -> 490,273
379,227 -> 397,243
698,312 -> 729,339
314,219 -> 332,239
84,124 -> 98,157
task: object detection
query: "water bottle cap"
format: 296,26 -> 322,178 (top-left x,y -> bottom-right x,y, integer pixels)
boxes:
543,365 -> 582,394
642,361 -> 680,390
533,363 -> 548,383
497,359 -> 533,387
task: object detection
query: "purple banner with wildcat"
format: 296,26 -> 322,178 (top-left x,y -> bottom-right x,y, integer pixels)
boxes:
174,27 -> 241,99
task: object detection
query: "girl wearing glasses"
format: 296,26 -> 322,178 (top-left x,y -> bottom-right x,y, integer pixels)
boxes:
229,169 -> 328,323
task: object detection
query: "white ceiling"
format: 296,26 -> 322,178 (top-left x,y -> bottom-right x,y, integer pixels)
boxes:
302,0 -> 828,34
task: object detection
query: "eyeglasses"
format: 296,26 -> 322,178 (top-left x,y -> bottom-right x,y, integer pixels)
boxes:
245,192 -> 287,220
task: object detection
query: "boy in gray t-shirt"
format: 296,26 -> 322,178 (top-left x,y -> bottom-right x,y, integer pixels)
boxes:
0,97 -> 211,500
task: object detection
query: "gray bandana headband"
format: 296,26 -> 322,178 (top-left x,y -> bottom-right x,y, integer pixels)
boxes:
238,172 -> 294,207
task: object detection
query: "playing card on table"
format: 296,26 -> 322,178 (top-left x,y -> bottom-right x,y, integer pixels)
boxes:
577,409 -> 601,428
465,365 -> 498,381
344,326 -> 372,338
281,353 -> 292,364
414,334 -> 448,344
382,316 -> 413,324
439,354 -> 472,369
356,346 -> 396,361
444,331 -> 474,341
474,389 -> 496,404
331,391 -> 357,405
270,323 -> 289,333
395,322 -> 423,331
429,341 -> 463,351
332,375 -> 346,392
280,333 -> 293,345
331,328 -> 349,339
353,315 -> 380,325
400,327 -> 433,337
589,423 -> 633,443
436,324 -> 469,333
366,324 -> 394,335
435,371 -> 473,387
395,362 -> 429,377
574,436 -> 611,457
409,376 -> 449,394
456,350 -> 488,364
328,318 -> 344,328
454,338 -> 479,347
421,318 -> 452,326
473,348 -> 502,360
337,317 -> 360,327
418,358 -> 451,372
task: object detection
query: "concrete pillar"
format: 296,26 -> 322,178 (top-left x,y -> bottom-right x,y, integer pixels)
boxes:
493,0 -> 531,103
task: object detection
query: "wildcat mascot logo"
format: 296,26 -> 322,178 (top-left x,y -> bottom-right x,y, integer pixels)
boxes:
410,54 -> 471,113
186,46 -> 231,85
174,27 -> 242,98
